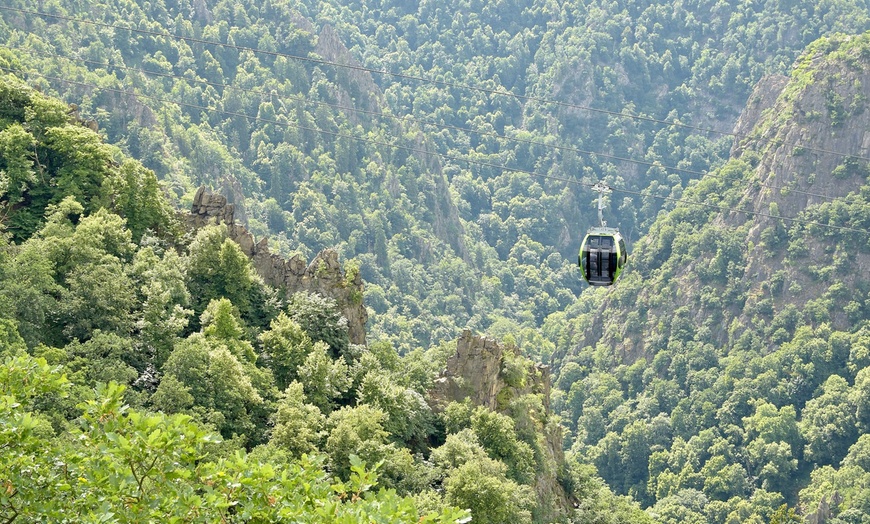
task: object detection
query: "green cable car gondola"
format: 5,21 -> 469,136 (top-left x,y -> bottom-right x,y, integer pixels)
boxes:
579,227 -> 627,286
578,182 -> 627,286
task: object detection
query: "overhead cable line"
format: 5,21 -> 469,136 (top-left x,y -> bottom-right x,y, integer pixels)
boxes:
3,4 -> 869,165
5,67 -> 867,236
1,42 -> 840,203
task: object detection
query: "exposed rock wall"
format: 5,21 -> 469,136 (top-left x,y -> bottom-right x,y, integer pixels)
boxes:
730,39 -> 870,332
806,492 -> 843,524
429,330 -> 551,412
429,330 -> 574,521
315,24 -> 381,116
186,186 -> 367,345
729,74 -> 789,153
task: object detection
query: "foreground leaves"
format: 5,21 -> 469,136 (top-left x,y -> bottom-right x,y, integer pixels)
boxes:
0,354 -> 469,523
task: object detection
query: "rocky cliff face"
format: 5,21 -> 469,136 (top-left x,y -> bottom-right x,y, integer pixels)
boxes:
728,74 -> 789,149
315,24 -> 382,118
730,37 -> 870,331
186,186 -> 367,345
430,330 -> 552,413
430,330 -> 575,521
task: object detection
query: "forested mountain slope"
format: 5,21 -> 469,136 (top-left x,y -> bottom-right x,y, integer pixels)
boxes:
0,75 -> 660,523
2,0 -> 870,352
550,32 -> 870,523
0,73 -> 466,522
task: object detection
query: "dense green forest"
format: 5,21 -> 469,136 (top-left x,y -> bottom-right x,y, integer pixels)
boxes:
0,75 -> 647,522
0,75 -> 457,521
2,0 -> 868,355
2,0 -> 870,522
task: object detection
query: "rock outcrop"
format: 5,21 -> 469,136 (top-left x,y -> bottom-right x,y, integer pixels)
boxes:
729,74 -> 789,156
186,186 -> 367,345
429,330 -> 574,521
429,330 -> 551,413
315,24 -> 381,117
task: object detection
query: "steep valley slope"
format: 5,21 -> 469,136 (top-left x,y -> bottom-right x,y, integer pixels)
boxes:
550,32 -> 870,522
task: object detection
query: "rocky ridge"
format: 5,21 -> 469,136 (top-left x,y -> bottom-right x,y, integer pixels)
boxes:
186,186 -> 367,345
